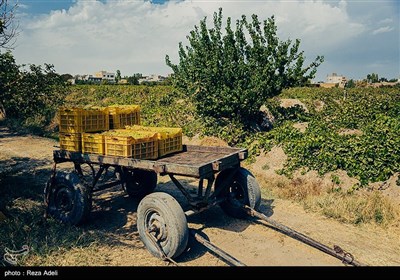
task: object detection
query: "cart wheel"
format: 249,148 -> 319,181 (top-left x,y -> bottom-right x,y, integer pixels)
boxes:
137,192 -> 188,259
121,168 -> 157,199
215,167 -> 261,219
46,171 -> 92,225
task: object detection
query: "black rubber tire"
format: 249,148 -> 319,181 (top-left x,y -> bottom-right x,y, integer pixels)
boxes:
120,168 -> 157,199
215,167 -> 261,219
46,171 -> 92,225
137,192 -> 188,259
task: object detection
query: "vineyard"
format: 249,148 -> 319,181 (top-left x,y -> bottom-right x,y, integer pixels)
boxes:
254,87 -> 400,186
63,85 -> 400,188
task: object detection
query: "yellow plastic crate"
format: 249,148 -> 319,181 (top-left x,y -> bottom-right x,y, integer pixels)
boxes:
108,105 -> 140,129
81,133 -> 105,155
82,107 -> 109,132
158,133 -> 183,157
126,125 -> 183,157
59,107 -> 109,133
103,130 -> 158,159
59,133 -> 82,152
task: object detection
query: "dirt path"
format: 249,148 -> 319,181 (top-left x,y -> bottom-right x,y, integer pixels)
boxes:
1,127 -> 399,266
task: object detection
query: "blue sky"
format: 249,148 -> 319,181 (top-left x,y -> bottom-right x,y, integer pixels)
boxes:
10,0 -> 400,81
16,0 -> 168,14
16,0 -> 74,14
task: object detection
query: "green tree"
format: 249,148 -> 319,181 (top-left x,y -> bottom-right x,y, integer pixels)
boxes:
115,69 -> 121,83
367,73 -> 379,83
126,73 -> 142,85
0,51 -> 67,129
166,8 -> 323,127
0,50 -> 19,117
345,79 -> 355,88
126,76 -> 138,85
60,73 -> 73,82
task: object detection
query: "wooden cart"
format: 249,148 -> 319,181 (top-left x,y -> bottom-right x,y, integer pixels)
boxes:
44,145 -> 261,259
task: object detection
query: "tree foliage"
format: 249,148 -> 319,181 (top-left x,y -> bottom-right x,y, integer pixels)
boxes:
0,50 -> 17,117
0,0 -> 18,49
366,73 -> 379,83
166,8 -> 323,127
115,69 -> 121,83
345,79 -> 355,88
124,73 -> 142,85
60,73 -> 73,82
0,51 -> 67,130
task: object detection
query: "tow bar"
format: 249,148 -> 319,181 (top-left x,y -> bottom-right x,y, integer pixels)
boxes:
242,205 -> 364,266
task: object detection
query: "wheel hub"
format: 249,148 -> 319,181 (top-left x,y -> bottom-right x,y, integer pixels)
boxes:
55,188 -> 73,212
229,182 -> 245,202
148,212 -> 167,242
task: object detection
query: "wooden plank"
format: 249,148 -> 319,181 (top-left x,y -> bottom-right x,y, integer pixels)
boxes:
53,144 -> 248,178
54,150 -> 158,170
54,150 -> 202,177
157,151 -> 227,165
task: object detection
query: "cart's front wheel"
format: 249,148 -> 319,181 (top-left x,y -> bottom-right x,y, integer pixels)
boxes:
137,192 -> 188,259
215,167 -> 261,219
46,172 -> 91,225
121,168 -> 157,199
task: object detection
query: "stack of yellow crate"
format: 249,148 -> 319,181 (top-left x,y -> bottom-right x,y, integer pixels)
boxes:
59,105 -> 183,159
59,107 -> 109,152
81,105 -> 141,155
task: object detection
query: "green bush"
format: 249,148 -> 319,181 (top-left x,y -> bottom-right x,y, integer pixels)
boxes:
166,8 -> 323,128
0,51 -> 67,133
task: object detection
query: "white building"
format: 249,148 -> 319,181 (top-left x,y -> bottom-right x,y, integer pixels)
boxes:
138,74 -> 166,84
94,70 -> 115,83
326,73 -> 347,88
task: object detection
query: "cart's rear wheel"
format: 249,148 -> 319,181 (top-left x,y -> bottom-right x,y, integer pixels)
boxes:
121,168 -> 157,199
215,167 -> 261,219
46,171 -> 91,225
137,192 -> 188,259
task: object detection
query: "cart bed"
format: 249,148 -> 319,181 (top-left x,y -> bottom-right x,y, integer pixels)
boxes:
53,145 -> 247,178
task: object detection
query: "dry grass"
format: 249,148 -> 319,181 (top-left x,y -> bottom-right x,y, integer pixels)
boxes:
24,243 -> 162,266
0,198 -> 100,266
273,177 -> 322,201
25,243 -> 101,266
200,136 -> 229,147
292,122 -> 309,133
304,190 -> 400,227
337,128 -> 363,136
279,98 -> 309,112
257,174 -> 400,228
313,100 -> 325,112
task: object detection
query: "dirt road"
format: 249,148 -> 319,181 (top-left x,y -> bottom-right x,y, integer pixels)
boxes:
1,127 -> 399,266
